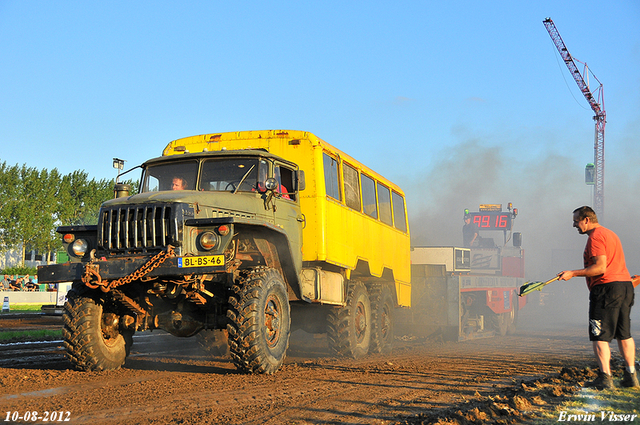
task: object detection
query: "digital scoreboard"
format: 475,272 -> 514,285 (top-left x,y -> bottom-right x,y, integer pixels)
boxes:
469,211 -> 512,230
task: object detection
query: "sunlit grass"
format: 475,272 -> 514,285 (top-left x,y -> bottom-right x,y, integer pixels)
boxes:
0,304 -> 45,313
535,387 -> 640,424
0,328 -> 62,342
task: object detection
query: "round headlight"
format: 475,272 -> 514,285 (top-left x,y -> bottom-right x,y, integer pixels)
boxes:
71,239 -> 89,257
198,231 -> 219,251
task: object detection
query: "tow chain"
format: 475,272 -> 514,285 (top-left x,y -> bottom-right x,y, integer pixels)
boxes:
83,245 -> 175,293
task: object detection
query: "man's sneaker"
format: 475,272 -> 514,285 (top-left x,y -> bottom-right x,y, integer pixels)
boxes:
586,372 -> 615,390
621,370 -> 640,388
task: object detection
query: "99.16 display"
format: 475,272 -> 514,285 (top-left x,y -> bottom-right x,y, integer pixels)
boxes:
469,212 -> 512,229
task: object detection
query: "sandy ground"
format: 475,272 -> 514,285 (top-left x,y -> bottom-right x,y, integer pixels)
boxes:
0,302 -> 620,425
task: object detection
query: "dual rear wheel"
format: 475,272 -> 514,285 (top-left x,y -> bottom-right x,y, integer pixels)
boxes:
327,281 -> 394,358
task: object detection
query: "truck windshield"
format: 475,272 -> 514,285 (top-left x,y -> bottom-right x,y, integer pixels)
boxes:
201,157 -> 264,192
140,157 -> 267,193
141,160 -> 199,192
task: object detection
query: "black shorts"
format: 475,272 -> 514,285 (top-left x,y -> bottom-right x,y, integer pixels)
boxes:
588,281 -> 635,342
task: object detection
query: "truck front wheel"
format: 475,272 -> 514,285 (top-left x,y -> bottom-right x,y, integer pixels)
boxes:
62,294 -> 131,371
227,268 -> 291,374
327,281 -> 371,359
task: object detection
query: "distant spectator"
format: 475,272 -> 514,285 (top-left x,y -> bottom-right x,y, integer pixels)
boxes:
0,275 -> 10,290
9,278 -> 21,291
24,276 -> 37,291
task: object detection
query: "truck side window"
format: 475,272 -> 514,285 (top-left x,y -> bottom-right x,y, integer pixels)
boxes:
361,174 -> 377,219
343,163 -> 361,211
323,153 -> 341,201
275,165 -> 295,201
377,183 -> 392,226
392,191 -> 407,232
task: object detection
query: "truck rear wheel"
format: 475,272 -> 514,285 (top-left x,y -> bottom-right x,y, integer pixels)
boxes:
369,284 -> 394,354
327,281 -> 371,359
62,294 -> 131,371
227,268 -> 291,374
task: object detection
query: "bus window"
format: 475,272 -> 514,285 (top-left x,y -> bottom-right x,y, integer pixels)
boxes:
392,191 -> 407,232
323,153 -> 341,201
343,162 -> 360,211
361,174 -> 377,219
378,183 -> 392,226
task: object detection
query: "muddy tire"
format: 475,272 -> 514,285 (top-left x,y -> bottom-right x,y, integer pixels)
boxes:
62,294 -> 131,371
506,296 -> 518,335
369,284 -> 394,354
494,313 -> 510,336
327,281 -> 371,359
227,268 -> 291,374
196,329 -> 230,357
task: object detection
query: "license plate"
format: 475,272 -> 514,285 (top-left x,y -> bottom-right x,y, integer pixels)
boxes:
178,255 -> 225,268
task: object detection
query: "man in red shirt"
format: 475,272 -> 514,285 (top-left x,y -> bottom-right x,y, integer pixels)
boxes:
558,206 -> 638,389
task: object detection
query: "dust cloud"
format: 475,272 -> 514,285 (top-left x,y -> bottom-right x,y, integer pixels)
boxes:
403,137 -> 640,327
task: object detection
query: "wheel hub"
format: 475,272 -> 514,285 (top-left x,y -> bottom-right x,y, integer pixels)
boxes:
101,312 -> 120,342
355,302 -> 367,342
264,295 -> 281,348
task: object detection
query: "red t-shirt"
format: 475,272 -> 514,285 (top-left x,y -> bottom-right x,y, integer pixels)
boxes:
583,226 -> 631,290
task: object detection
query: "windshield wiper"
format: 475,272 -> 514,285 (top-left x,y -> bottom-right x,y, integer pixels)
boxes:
233,164 -> 256,194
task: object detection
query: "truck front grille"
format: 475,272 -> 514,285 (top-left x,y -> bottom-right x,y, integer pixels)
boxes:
98,204 -> 179,253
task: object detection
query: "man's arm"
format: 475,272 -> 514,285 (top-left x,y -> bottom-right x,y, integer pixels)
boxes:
557,255 -> 606,281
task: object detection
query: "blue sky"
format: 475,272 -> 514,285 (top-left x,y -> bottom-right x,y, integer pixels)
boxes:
1,1 -> 639,279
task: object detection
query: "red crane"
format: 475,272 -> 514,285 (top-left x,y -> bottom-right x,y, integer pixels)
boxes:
543,18 -> 606,219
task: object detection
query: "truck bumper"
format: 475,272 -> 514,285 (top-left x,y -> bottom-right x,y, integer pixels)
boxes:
38,257 -> 226,283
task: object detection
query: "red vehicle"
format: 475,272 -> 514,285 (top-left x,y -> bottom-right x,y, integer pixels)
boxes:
398,203 -> 526,340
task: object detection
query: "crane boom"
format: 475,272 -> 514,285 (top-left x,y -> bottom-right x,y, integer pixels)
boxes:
543,18 -> 605,219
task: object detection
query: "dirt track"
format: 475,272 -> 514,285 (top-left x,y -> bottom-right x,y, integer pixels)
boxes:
0,305 -> 601,424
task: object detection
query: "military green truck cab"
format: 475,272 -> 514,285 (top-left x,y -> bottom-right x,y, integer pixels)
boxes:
38,149 -> 305,374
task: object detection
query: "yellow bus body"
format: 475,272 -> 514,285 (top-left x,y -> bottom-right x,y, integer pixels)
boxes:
163,130 -> 411,307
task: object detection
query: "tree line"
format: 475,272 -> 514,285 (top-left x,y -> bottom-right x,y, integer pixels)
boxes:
0,161 -> 137,265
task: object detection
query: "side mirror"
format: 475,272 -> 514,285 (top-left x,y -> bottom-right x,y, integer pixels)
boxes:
264,178 -> 278,191
297,170 -> 306,191
513,232 -> 522,247
114,183 -> 132,198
